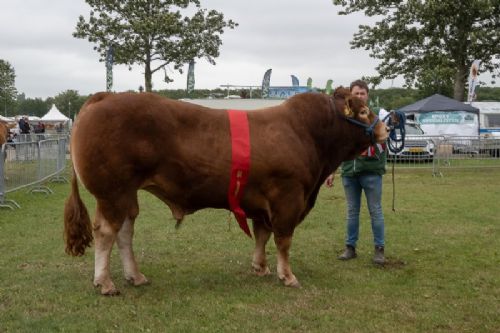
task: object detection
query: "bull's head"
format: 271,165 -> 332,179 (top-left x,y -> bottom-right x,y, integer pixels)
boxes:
334,88 -> 388,144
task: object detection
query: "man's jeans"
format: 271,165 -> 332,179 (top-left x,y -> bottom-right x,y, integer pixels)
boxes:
342,174 -> 385,247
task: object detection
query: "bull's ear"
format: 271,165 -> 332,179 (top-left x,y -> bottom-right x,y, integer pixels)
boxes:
343,97 -> 354,117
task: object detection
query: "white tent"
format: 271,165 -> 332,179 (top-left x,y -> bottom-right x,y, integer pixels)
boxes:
41,104 -> 70,121
0,115 -> 15,122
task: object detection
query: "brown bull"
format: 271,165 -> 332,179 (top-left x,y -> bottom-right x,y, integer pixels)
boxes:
0,121 -> 8,146
64,88 -> 388,295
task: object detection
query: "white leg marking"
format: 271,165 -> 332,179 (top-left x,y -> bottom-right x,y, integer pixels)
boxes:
93,214 -> 119,295
116,217 -> 148,286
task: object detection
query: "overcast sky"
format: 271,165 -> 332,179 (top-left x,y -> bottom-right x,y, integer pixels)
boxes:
0,0 -> 496,99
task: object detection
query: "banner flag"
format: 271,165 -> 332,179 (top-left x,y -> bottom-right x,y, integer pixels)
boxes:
291,75 -> 299,87
467,60 -> 481,102
261,69 -> 272,98
307,77 -> 312,90
325,79 -> 333,94
105,44 -> 114,92
187,60 -> 195,94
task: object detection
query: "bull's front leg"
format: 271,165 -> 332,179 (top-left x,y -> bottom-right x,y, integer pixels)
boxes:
274,234 -> 300,287
251,218 -> 272,276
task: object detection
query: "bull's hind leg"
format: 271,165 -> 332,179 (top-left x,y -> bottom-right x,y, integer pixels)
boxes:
116,217 -> 149,286
93,208 -> 120,295
251,218 -> 272,276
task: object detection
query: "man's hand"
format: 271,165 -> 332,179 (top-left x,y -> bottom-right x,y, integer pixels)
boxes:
325,173 -> 335,187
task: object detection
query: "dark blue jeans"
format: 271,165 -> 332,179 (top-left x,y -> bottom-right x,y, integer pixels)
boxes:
342,174 -> 385,247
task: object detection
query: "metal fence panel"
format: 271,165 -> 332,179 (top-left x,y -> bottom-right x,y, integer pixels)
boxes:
0,136 -> 68,209
432,136 -> 500,176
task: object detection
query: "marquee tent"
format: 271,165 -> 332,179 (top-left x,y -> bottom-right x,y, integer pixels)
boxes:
0,115 -> 15,122
397,94 -> 480,136
41,104 -> 70,122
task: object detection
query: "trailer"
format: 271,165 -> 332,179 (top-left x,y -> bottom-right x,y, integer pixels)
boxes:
471,102 -> 500,138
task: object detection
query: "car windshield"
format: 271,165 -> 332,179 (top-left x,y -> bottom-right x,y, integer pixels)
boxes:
406,124 -> 424,135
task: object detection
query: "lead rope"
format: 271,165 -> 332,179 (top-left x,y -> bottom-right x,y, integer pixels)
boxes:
383,111 -> 407,212
392,155 -> 396,212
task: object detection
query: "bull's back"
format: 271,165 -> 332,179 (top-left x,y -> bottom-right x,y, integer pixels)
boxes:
71,92 -> 232,198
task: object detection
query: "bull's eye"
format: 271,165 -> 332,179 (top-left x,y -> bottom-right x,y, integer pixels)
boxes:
359,107 -> 369,116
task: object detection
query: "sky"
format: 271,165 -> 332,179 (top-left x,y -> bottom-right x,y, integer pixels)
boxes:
0,0 -> 495,99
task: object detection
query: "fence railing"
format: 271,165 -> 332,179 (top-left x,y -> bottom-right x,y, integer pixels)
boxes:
0,136 -> 69,210
387,135 -> 500,175
432,136 -> 500,176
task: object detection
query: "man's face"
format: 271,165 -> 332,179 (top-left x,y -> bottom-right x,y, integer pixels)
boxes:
350,85 -> 368,103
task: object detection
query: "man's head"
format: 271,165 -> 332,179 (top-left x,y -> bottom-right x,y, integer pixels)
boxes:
350,80 -> 369,103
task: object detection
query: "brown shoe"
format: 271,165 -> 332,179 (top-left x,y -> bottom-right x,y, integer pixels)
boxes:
373,246 -> 385,265
338,245 -> 357,260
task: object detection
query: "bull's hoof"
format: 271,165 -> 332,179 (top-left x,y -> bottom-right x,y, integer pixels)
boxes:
126,273 -> 150,286
252,262 -> 271,276
279,274 -> 301,288
101,287 -> 121,296
94,280 -> 120,296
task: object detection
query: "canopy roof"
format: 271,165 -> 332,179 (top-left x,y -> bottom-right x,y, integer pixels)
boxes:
397,94 -> 479,114
0,115 -> 15,122
41,104 -> 70,121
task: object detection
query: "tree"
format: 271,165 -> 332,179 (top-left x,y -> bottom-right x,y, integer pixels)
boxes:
16,96 -> 51,118
54,90 -> 86,120
74,0 -> 237,92
0,59 -> 18,117
333,0 -> 500,101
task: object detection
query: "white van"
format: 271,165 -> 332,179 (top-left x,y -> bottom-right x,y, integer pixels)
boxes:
387,120 -> 435,162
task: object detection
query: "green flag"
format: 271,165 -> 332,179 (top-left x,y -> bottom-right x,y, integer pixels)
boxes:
325,79 -> 333,94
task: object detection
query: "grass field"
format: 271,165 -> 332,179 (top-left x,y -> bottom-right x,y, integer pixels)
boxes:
0,168 -> 499,332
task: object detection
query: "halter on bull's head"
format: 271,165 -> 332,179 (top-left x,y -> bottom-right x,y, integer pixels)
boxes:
332,87 -> 388,144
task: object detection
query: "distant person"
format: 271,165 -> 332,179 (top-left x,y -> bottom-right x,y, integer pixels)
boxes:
19,117 -> 28,134
35,121 -> 46,140
325,79 -> 387,265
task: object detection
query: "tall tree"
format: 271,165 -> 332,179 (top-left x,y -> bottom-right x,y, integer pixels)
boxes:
16,95 -> 51,118
333,0 -> 500,101
74,0 -> 237,92
54,90 -> 85,120
0,59 -> 18,117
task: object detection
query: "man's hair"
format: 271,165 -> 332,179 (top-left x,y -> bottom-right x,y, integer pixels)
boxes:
350,79 -> 369,93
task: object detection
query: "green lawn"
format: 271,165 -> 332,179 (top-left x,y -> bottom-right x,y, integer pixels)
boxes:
0,168 -> 499,332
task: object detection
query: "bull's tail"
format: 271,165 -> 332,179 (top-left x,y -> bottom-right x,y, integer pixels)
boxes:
64,167 -> 93,256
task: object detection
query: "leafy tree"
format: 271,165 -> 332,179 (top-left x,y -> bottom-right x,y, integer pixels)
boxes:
370,87 -> 419,110
54,90 -> 86,120
0,59 -> 18,117
476,87 -> 500,101
333,0 -> 500,101
74,0 -> 237,92
16,96 -> 51,118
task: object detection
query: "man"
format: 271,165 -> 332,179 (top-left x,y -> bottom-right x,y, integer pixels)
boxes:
326,79 -> 387,265
19,117 -> 30,134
